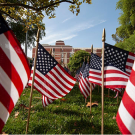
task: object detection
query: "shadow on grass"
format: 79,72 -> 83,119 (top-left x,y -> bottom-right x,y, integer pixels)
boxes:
62,119 -> 100,135
28,123 -> 50,134
52,108 -> 84,117
61,119 -> 120,134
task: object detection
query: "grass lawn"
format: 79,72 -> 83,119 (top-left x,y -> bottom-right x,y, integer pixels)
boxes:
2,83 -> 121,134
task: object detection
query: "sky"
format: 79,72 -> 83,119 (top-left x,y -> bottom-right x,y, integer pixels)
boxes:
26,0 -> 121,58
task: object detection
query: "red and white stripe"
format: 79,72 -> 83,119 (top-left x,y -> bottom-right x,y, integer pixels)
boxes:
116,61 -> 135,134
28,63 -> 76,99
104,52 -> 135,89
89,69 -> 102,86
42,95 -> 55,107
78,72 -> 82,82
125,52 -> 135,75
0,30 -> 30,132
104,66 -> 129,88
79,75 -> 95,98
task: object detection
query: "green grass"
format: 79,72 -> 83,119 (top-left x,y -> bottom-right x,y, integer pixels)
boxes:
3,83 -> 121,134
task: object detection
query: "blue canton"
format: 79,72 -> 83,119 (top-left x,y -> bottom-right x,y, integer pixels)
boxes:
36,43 -> 58,75
80,62 -> 86,73
89,53 -> 101,70
104,43 -> 128,72
0,14 -> 10,34
76,67 -> 81,74
82,63 -> 90,78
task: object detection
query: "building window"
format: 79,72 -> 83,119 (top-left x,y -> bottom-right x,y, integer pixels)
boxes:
70,52 -> 74,57
61,53 -> 64,58
53,48 -> 55,53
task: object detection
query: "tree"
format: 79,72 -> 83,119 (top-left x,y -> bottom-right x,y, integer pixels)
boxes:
0,0 -> 92,50
7,20 -> 45,48
0,0 -> 92,30
115,31 -> 135,53
112,0 -> 135,52
68,50 -> 90,73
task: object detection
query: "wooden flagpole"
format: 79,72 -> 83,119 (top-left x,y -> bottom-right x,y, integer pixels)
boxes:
90,44 -> 93,114
101,28 -> 105,134
26,28 -> 40,134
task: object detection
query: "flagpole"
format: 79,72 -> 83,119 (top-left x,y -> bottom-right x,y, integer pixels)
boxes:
90,44 -> 93,114
26,28 -> 40,134
101,28 -> 105,134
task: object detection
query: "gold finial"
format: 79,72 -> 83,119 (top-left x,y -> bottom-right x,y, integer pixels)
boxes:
91,44 -> 93,53
102,28 -> 106,42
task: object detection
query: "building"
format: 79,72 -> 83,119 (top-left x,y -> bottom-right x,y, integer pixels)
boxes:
32,40 -> 102,67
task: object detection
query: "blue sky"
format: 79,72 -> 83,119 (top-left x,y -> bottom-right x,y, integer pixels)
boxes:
27,0 -> 121,57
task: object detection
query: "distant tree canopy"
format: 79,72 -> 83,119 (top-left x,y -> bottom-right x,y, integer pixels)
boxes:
7,20 -> 45,48
68,50 -> 90,72
0,0 -> 92,48
112,0 -> 135,52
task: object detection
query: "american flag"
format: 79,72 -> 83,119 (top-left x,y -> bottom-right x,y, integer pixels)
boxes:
116,61 -> 135,134
75,67 -> 81,82
28,43 -> 76,100
0,14 -> 30,132
64,67 -> 71,75
42,95 -> 55,107
89,53 -> 102,86
79,63 -> 95,98
104,43 -> 135,88
78,62 -> 86,82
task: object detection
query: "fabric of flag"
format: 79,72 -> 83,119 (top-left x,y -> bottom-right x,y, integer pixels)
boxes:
104,43 -> 135,88
116,61 -> 135,134
75,67 -> 81,82
42,95 -> 55,107
89,53 -> 102,86
0,14 -> 30,132
78,62 -> 86,82
28,43 -> 76,99
64,67 -> 69,73
75,67 -> 80,81
79,63 -> 95,98
109,88 -> 123,93
64,67 -> 71,75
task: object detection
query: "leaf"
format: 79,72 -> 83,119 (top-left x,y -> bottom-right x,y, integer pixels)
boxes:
19,104 -> 29,109
112,116 -> 116,119
15,111 -> 19,118
86,102 -> 98,107
60,98 -> 67,101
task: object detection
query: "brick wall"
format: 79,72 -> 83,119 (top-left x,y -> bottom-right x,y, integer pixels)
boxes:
32,41 -> 102,66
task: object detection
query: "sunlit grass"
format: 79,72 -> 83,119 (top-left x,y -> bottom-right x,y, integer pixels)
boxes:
3,83 -> 121,134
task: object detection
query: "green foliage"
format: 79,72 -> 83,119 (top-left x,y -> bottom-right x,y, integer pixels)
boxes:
68,50 -> 90,72
115,31 -> 135,52
0,0 -> 92,48
117,0 -> 135,37
112,0 -> 135,52
0,0 -> 92,31
2,84 -> 121,134
7,21 -> 45,48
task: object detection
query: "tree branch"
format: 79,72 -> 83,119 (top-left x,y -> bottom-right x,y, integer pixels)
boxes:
0,0 -> 75,12
0,10 -> 25,25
